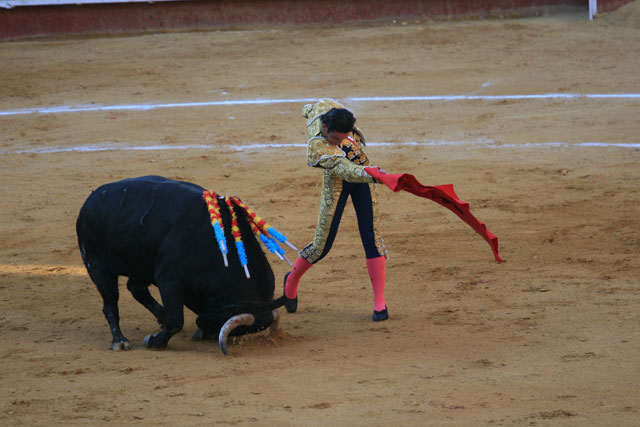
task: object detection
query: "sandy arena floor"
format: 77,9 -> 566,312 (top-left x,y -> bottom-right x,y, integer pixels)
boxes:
1,3 -> 639,426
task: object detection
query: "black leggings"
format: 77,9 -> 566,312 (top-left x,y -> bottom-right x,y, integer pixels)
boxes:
314,181 -> 380,262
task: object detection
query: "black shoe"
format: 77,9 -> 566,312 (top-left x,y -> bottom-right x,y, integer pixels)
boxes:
372,306 -> 388,322
283,272 -> 298,313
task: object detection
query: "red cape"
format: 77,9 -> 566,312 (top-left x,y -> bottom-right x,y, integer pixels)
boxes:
365,167 -> 502,263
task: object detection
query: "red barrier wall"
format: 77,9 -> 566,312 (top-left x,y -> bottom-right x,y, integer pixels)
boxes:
0,0 -> 632,39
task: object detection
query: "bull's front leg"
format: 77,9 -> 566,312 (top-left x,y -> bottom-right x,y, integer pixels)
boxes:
143,281 -> 184,350
126,278 -> 165,327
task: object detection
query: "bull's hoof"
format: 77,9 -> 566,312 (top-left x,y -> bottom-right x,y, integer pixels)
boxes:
111,340 -> 131,351
143,334 -> 167,350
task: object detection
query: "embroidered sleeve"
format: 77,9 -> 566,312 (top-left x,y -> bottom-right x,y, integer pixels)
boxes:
317,156 -> 375,183
306,137 -> 346,167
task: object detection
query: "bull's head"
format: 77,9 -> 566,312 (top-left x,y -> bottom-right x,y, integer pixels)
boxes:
198,193 -> 293,355
217,309 -> 281,355
194,300 -> 285,355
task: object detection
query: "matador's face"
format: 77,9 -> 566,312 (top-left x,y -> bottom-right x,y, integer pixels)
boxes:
321,124 -> 349,146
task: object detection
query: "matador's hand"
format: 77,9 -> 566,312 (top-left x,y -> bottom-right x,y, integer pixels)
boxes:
367,166 -> 388,183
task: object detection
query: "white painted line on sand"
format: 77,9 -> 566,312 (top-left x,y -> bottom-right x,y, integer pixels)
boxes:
2,140 -> 638,155
1,93 -> 639,117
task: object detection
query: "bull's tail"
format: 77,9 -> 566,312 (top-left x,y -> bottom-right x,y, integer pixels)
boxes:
270,295 -> 286,309
76,207 -> 89,267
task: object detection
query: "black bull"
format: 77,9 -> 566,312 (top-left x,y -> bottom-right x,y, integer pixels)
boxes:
76,176 -> 285,354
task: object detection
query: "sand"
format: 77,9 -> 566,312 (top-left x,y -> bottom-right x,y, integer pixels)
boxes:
1,7 -> 639,426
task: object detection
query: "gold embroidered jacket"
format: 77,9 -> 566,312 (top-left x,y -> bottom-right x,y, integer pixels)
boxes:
302,98 -> 375,183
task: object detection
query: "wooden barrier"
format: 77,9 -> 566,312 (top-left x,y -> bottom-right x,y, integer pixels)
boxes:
0,0 -> 633,39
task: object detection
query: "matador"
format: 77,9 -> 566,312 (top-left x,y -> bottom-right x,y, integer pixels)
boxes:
283,98 -> 389,321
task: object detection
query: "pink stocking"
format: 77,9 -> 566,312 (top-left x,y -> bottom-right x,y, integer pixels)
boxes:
285,256 -> 313,299
366,256 -> 387,311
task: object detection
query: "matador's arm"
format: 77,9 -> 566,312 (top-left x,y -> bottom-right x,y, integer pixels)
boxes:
316,156 -> 376,183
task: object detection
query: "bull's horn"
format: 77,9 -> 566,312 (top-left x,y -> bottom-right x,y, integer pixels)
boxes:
218,313 -> 255,355
270,310 -> 280,336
